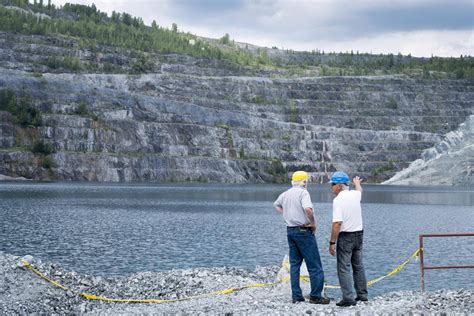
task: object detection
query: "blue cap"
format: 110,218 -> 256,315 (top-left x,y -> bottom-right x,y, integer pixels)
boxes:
329,171 -> 350,185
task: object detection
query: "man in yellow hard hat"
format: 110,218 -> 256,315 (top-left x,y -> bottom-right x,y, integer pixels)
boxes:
274,171 -> 329,305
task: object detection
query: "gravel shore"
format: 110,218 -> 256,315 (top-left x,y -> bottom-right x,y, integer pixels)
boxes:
1,251 -> 472,315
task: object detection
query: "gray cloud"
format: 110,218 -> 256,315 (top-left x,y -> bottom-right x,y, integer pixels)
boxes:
169,0 -> 246,16
152,0 -> 473,42
352,1 -> 474,34
163,0 -> 278,32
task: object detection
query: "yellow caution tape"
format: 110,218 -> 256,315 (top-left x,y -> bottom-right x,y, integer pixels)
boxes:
366,248 -> 421,287
21,260 -> 71,292
21,258 -> 285,303
281,248 -> 421,289
20,248 -> 421,303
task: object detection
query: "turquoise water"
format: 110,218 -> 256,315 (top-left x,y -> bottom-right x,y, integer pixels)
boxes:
0,182 -> 473,296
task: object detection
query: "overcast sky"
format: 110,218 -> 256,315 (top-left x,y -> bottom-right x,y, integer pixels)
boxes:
51,0 -> 473,57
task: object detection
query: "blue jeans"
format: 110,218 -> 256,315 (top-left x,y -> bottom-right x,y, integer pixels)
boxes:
287,227 -> 325,300
336,231 -> 368,302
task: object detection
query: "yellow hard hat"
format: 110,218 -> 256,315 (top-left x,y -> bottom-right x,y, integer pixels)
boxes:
292,171 -> 309,182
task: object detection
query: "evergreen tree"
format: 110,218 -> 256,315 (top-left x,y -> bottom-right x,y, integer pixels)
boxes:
122,12 -> 132,25
220,33 -> 230,45
111,11 -> 120,23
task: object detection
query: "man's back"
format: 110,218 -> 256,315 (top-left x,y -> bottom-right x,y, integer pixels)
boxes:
333,190 -> 363,232
274,186 -> 312,227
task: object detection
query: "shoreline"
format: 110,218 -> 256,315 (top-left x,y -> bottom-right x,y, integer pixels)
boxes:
0,177 -> 469,187
1,251 -> 472,314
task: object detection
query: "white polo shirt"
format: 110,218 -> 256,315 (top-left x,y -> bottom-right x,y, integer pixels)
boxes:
332,190 -> 363,232
274,186 -> 313,227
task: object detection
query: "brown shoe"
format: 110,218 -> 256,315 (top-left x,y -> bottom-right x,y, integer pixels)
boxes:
309,296 -> 330,305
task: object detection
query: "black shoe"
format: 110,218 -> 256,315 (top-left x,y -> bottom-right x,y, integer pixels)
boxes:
309,296 -> 330,305
336,300 -> 357,307
355,296 -> 368,302
292,297 -> 305,303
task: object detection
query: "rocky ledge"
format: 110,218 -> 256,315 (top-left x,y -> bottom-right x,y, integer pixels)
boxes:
1,252 -> 472,315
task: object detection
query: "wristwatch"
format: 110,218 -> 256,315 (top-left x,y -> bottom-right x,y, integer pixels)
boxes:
329,241 -> 336,245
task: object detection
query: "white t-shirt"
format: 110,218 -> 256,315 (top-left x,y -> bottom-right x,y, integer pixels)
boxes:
274,186 -> 313,227
332,190 -> 363,232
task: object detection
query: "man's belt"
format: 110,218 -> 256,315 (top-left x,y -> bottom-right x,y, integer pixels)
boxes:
287,226 -> 312,230
339,230 -> 364,235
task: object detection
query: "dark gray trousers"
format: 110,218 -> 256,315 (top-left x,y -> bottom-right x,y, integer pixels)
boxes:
336,231 -> 368,302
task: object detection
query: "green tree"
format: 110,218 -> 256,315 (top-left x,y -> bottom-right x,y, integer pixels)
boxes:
0,89 -> 42,127
239,144 -> 245,159
387,97 -> 398,109
388,54 -> 395,68
111,11 -> 120,23
456,68 -> 465,79
122,12 -> 132,25
220,33 -> 231,45
75,102 -> 88,115
42,156 -> 56,169
31,140 -> 55,155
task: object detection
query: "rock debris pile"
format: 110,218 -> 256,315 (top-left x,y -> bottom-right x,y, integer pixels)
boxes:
1,251 -> 472,314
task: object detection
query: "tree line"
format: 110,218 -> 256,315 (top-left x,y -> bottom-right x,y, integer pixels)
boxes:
0,0 -> 472,77
0,0 -> 265,67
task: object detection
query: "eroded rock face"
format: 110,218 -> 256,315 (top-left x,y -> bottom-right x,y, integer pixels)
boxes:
0,33 -> 473,183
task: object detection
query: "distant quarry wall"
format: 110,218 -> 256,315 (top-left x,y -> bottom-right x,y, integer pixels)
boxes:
0,33 -> 473,183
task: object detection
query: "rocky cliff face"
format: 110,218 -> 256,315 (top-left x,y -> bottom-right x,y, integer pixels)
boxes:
0,33 -> 473,183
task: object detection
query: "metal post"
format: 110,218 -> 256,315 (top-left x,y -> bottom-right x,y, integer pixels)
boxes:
419,235 -> 425,292
418,232 -> 474,292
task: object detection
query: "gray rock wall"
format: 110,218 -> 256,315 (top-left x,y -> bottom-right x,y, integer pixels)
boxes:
0,33 -> 473,183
